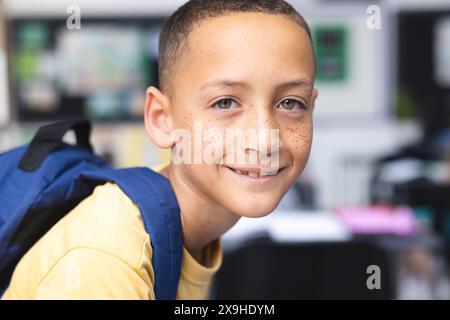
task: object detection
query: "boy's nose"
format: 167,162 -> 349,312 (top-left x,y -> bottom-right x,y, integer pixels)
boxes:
241,108 -> 282,159
242,104 -> 279,130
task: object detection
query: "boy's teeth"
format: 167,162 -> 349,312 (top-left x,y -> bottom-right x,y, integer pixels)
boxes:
230,167 -> 278,178
260,168 -> 279,176
248,172 -> 259,178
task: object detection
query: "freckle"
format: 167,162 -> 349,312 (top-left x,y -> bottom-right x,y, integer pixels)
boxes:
286,127 -> 296,135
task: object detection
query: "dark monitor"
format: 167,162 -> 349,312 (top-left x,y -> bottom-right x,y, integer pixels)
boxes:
396,10 -> 450,138
8,17 -> 165,122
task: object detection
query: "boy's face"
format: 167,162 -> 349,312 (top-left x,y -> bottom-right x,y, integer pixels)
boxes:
163,12 -> 317,217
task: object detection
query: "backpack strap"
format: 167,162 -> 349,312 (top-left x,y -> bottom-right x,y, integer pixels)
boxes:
19,119 -> 93,172
82,167 -> 183,300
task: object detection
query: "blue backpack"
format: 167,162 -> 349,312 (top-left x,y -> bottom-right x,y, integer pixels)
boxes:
0,120 -> 183,299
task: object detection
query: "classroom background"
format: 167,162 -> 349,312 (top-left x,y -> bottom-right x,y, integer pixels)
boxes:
1,0 -> 450,299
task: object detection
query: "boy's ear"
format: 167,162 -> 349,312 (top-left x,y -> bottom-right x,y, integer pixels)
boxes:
144,86 -> 174,149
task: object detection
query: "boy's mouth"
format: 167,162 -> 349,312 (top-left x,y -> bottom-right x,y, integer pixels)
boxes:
224,166 -> 282,178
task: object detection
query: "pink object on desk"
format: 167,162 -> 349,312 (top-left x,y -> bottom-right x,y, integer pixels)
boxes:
335,206 -> 418,235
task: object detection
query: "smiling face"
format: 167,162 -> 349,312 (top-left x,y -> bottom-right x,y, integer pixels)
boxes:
155,12 -> 317,218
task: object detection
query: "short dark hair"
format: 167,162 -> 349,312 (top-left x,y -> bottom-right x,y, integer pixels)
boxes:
158,0 -> 314,96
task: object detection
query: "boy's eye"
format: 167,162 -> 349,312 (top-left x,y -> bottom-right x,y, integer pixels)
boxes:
213,98 -> 238,111
278,98 -> 306,111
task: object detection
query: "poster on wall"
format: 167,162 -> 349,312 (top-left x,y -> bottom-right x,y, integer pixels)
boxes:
314,26 -> 348,83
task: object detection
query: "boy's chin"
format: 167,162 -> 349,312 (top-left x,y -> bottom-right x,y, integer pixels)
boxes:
228,198 -> 281,218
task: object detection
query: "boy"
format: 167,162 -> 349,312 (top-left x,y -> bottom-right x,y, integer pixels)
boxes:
2,0 -> 317,299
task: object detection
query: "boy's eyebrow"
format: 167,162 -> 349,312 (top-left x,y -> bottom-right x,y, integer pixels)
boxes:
200,78 -> 313,92
200,79 -> 251,92
275,79 -> 313,92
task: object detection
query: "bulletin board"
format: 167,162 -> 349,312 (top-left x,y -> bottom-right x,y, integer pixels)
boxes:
8,17 -> 166,123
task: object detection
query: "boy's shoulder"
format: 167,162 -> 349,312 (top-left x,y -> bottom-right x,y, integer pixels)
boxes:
2,182 -> 156,299
14,183 -> 152,290
40,182 -> 151,267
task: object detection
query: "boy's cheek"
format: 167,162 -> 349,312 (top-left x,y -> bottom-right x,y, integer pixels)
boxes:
282,125 -> 313,178
283,122 -> 313,149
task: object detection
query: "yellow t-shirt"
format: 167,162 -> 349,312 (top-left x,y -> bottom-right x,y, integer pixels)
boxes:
1,181 -> 222,300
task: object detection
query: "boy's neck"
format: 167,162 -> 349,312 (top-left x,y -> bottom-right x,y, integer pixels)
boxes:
159,164 -> 240,265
